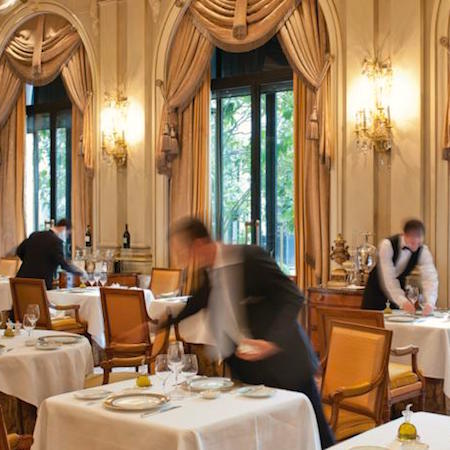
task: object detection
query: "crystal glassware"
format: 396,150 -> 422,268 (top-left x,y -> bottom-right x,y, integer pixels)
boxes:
155,354 -> 171,394
23,314 -> 35,338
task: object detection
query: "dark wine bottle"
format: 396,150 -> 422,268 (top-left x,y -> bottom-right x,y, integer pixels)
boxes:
85,225 -> 92,248
123,224 -> 131,249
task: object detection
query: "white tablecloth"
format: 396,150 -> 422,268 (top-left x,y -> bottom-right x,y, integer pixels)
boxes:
47,288 -> 214,347
0,278 -> 12,312
0,329 -> 93,407
329,412 -> 450,449
32,378 -> 321,450
385,315 -> 450,396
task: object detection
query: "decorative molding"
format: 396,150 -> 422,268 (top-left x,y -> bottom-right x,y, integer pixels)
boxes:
440,36 -> 450,54
90,0 -> 99,37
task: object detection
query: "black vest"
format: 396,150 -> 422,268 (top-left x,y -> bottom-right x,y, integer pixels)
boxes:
362,234 -> 423,310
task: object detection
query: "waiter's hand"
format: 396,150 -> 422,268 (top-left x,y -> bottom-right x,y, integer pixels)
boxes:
422,303 -> 434,316
401,300 -> 416,314
235,338 -> 280,361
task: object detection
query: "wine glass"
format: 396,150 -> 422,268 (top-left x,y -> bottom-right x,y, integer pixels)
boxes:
181,354 -> 198,389
23,314 -> 35,338
99,272 -> 108,287
168,341 -> 184,398
406,285 -> 419,311
93,270 -> 101,287
80,272 -> 88,287
87,272 -> 95,287
155,355 -> 171,394
26,304 -> 40,325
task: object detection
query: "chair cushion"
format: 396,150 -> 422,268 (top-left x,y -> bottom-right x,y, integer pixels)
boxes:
323,404 -> 376,441
84,372 -> 137,389
51,317 -> 85,332
389,362 -> 419,389
8,433 -> 19,449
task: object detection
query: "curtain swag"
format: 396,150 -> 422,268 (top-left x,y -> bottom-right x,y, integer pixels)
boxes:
157,0 -> 334,176
440,36 -> 450,161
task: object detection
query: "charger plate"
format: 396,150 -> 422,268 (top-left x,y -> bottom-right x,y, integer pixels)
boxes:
103,392 -> 168,412
188,377 -> 234,392
38,335 -> 82,345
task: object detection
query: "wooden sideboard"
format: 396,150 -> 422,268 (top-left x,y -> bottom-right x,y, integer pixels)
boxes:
307,286 -> 364,352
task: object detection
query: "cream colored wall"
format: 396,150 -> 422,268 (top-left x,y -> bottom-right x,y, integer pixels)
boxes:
0,0 -> 448,304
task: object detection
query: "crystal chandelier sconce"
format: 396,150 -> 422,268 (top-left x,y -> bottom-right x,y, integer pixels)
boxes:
354,57 -> 393,153
101,92 -> 128,167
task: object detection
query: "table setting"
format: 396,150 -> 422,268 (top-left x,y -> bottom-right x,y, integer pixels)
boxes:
0,320 -> 93,407
32,338 -> 322,450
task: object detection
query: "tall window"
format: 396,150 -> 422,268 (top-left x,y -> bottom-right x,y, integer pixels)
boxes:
24,76 -> 72,241
210,38 -> 295,275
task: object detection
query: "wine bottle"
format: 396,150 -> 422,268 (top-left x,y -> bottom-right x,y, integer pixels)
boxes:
123,224 -> 131,249
85,225 -> 92,248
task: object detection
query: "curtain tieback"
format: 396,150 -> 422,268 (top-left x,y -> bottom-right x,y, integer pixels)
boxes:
233,0 -> 248,40
31,16 -> 45,78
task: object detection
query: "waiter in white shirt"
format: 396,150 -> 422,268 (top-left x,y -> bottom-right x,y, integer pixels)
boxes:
362,219 -> 438,315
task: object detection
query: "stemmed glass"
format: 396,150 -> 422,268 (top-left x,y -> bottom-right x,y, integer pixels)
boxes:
181,354 -> 198,390
406,285 -> 419,312
93,270 -> 101,287
80,272 -> 88,287
23,314 -> 36,338
87,272 -> 95,287
26,304 -> 40,326
168,341 -> 184,399
99,272 -> 108,287
155,355 -> 171,395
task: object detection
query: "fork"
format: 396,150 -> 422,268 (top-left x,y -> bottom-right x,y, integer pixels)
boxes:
140,404 -> 181,418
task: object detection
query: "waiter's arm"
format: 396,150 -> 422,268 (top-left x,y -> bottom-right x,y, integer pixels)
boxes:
52,239 -> 82,274
16,239 -> 27,260
417,245 -> 438,307
378,239 -> 409,308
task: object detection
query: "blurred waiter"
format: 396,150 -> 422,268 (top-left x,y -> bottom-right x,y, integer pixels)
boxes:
169,218 -> 335,449
16,219 -> 82,289
362,219 -> 438,314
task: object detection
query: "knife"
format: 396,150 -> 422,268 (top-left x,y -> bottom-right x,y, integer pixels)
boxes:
141,404 -> 181,418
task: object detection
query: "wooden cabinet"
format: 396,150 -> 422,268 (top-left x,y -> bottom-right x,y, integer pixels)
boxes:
307,286 -> 364,352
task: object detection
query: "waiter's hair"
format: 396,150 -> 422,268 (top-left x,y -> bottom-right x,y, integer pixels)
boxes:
170,217 -> 211,243
403,219 -> 425,235
55,218 -> 70,229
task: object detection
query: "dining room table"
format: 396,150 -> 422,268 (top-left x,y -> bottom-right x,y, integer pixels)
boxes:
384,311 -> 450,400
0,329 -> 93,407
328,411 -> 450,449
47,287 -> 215,348
0,276 -> 12,312
32,376 -> 322,450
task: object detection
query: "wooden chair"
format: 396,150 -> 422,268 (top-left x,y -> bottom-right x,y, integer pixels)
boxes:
10,278 -> 87,334
98,287 -> 171,384
106,273 -> 138,287
0,405 -> 33,450
150,268 -> 183,297
58,272 -> 81,289
316,306 -> 426,420
321,321 -> 392,441
0,258 -> 20,278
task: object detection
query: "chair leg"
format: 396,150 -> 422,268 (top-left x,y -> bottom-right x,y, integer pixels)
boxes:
102,369 -> 110,385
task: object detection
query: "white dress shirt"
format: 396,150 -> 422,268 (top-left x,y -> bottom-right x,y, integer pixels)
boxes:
378,235 -> 438,308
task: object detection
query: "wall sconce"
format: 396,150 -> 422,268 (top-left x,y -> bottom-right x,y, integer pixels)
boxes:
101,92 -> 128,167
354,57 -> 393,153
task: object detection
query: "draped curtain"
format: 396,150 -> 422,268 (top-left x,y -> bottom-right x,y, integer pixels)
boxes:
0,14 -> 94,256
442,36 -> 450,160
160,0 -> 333,289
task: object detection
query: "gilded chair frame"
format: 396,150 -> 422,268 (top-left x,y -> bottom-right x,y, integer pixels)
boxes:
149,267 -> 183,296
0,405 -> 33,450
321,320 -> 393,432
0,257 -> 20,278
106,273 -> 139,288
316,306 -> 426,419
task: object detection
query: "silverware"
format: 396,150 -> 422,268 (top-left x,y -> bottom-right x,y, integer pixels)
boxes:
140,404 -> 181,418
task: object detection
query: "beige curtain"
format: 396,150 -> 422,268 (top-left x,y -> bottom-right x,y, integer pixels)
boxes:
61,45 -> 94,169
189,0 -> 300,52
157,14 -> 213,175
0,57 -> 22,128
442,36 -> 450,160
170,70 -> 211,292
0,89 -> 25,256
71,107 -> 93,253
5,15 -> 81,86
277,0 -> 332,289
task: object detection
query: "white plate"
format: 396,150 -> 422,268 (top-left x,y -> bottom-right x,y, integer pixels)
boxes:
349,447 -> 389,450
74,389 -> 112,401
38,335 -> 82,345
188,377 -> 234,392
239,386 -> 275,398
385,316 -> 416,323
103,392 -> 168,412
35,342 -> 59,350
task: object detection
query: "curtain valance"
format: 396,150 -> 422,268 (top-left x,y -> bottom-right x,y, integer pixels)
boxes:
189,0 -> 301,52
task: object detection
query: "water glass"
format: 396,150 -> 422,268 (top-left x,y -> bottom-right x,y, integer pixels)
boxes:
99,272 -> 108,287
181,354 -> 198,386
87,272 -> 95,287
93,270 -> 101,286
155,355 -> 171,394
26,304 -> 40,324
23,314 -> 35,337
168,341 -> 184,386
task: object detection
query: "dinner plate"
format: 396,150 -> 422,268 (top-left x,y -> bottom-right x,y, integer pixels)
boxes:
385,315 -> 416,323
238,386 -> 275,398
349,447 -> 389,450
38,335 -> 82,345
35,341 -> 59,350
74,389 -> 112,401
103,392 -> 168,412
188,377 -> 234,392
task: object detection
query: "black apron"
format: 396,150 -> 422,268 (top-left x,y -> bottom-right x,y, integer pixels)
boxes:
362,234 -> 422,310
